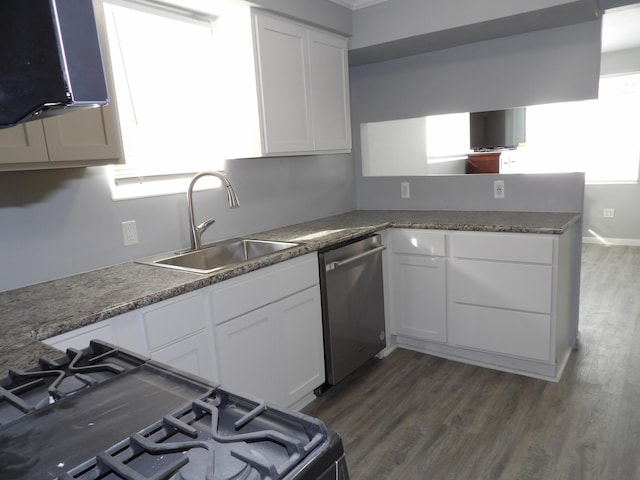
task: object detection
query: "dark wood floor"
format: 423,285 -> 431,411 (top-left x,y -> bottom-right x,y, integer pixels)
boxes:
303,244 -> 640,479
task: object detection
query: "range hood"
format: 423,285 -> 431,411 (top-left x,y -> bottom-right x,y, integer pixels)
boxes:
0,0 -> 108,129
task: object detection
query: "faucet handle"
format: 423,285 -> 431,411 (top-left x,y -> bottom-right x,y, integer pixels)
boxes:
197,218 -> 216,236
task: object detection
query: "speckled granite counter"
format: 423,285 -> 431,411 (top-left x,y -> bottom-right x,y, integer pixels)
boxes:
0,210 -> 580,374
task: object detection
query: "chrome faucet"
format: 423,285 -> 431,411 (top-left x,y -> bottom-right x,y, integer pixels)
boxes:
187,171 -> 240,250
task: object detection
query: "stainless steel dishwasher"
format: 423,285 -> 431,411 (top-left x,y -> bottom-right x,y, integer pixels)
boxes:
317,234 -> 386,391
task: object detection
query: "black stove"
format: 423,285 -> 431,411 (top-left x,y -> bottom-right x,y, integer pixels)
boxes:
0,341 -> 348,480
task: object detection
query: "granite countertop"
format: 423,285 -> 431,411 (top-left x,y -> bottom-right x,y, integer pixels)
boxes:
0,210 -> 580,374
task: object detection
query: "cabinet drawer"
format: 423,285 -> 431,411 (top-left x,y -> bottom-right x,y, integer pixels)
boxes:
451,303 -> 551,362
451,232 -> 553,264
45,320 -> 114,351
451,259 -> 552,313
143,293 -> 206,350
210,253 -> 319,324
392,229 -> 446,256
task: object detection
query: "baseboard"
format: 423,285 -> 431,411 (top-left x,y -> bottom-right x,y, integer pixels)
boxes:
582,236 -> 640,246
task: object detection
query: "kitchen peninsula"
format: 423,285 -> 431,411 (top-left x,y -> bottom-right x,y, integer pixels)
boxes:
0,209 -> 580,383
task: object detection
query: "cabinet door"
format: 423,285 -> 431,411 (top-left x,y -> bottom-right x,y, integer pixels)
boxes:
450,259 -> 552,314
150,332 -> 215,382
41,0 -> 123,165
215,305 -> 281,404
41,105 -> 122,163
450,303 -> 552,361
393,254 -> 447,343
140,291 -> 216,381
308,30 -> 351,151
253,13 -> 314,154
0,121 -> 49,164
276,287 -> 324,407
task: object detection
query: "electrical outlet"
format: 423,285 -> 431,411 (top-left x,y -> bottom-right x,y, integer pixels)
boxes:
122,220 -> 138,246
603,208 -> 615,218
493,180 -> 505,199
401,182 -> 410,199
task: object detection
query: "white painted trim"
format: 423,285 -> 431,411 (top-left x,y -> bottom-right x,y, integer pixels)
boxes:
329,0 -> 388,10
583,236 -> 640,246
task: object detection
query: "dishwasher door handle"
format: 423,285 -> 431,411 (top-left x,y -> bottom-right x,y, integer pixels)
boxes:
325,245 -> 386,271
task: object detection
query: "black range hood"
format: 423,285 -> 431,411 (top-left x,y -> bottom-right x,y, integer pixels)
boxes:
0,0 -> 108,129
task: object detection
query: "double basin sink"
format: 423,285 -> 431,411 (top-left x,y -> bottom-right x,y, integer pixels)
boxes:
138,239 -> 300,274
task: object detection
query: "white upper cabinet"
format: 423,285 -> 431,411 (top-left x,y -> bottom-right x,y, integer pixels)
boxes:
253,13 -> 314,153
308,29 -> 352,151
0,0 -> 123,171
212,8 -> 351,159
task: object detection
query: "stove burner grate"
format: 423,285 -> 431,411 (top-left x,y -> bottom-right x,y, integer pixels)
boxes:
55,389 -> 328,480
0,341 -> 144,427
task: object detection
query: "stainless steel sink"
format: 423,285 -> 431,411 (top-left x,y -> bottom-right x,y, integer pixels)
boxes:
137,239 -> 299,274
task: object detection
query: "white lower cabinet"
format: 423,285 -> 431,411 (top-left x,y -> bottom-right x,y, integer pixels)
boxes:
215,287 -> 323,406
448,256 -> 553,362
389,228 -> 574,381
44,254 -> 324,407
45,290 -> 216,383
140,291 -> 216,382
210,254 -> 324,408
390,229 -> 447,343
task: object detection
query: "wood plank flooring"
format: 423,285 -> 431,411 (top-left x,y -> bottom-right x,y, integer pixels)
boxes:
303,244 -> 640,479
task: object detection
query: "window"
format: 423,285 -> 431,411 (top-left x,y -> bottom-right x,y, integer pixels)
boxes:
104,0 -> 225,199
425,112 -> 469,161
514,73 -> 640,183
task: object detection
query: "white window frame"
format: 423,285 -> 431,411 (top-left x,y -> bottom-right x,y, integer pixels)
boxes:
103,0 -> 226,200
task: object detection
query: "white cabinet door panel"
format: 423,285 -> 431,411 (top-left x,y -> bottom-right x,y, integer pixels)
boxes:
451,232 -> 553,264
276,287 -> 324,406
393,254 -> 447,343
215,306 -> 280,404
392,229 -> 446,256
0,122 -> 49,164
308,30 -> 351,151
42,105 -> 122,162
210,254 -> 319,325
254,13 -> 313,153
451,303 -> 552,361
143,293 -> 207,350
450,259 -> 552,314
150,332 -> 214,382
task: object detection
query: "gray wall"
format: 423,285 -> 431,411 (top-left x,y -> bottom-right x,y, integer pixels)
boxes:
0,155 -> 355,292
350,20 -> 602,123
583,46 -> 640,244
349,0 -> 598,55
357,173 -> 585,213
351,21 -> 601,214
0,0 -> 357,293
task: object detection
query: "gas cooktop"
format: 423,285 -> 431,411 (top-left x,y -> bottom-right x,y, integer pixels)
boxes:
0,340 -> 348,480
